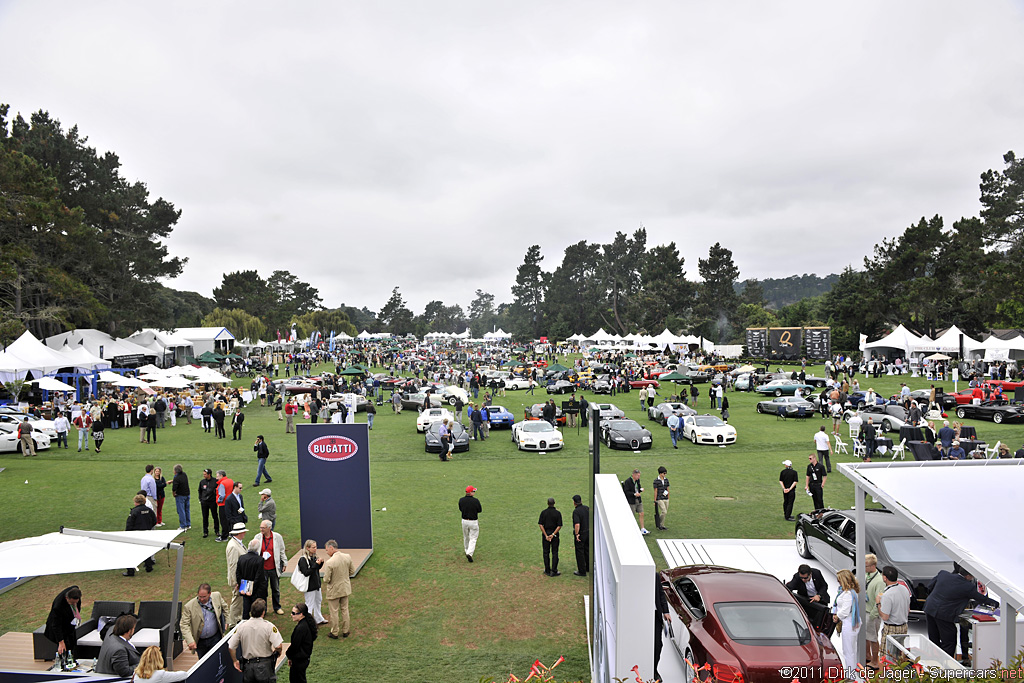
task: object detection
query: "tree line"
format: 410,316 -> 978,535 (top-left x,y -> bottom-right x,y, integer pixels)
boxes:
3,104 -> 1022,352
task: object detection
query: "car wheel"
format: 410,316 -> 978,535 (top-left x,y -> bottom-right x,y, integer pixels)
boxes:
956,407 -> 967,419
690,432 -> 697,444
756,404 -> 763,414
796,527 -> 812,559
774,389 -> 783,397
994,412 -> 1004,424
684,649 -> 698,683
881,419 -> 892,433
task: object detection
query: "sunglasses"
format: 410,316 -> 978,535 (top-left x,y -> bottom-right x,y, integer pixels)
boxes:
291,611 -> 301,616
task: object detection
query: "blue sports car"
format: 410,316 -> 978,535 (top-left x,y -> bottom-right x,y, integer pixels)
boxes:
485,405 -> 516,428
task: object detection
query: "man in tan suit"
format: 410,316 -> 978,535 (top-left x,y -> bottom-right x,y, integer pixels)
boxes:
179,583 -> 227,658
224,522 -> 248,628
322,539 -> 353,639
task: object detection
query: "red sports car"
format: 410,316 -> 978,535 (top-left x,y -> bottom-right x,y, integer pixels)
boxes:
629,378 -> 661,389
660,565 -> 843,683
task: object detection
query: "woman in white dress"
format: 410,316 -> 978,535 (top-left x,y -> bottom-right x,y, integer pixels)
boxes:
833,569 -> 863,680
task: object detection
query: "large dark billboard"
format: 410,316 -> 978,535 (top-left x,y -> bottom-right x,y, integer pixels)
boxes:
804,327 -> 831,360
769,327 -> 802,361
745,328 -> 767,358
296,423 -> 373,549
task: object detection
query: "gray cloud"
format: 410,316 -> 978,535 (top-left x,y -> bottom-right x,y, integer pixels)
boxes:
3,0 -> 1023,319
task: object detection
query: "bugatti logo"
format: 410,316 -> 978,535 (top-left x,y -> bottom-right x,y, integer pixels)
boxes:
307,435 -> 358,461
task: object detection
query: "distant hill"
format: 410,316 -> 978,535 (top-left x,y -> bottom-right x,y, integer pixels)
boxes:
736,273 -> 839,309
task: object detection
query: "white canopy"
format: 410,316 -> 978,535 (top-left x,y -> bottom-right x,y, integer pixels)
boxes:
60,346 -> 110,371
863,324 -> 926,358
912,325 -> 981,354
148,376 -> 193,389
970,334 -> 1024,362
31,377 -> 78,392
1,331 -> 75,375
0,528 -> 182,578
46,329 -> 156,363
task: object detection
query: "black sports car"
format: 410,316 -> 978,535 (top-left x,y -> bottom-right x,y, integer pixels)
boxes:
954,400 -> 1024,424
599,418 -> 653,450
545,379 -> 574,394
591,374 -> 613,395
424,421 -> 470,453
795,508 -> 953,606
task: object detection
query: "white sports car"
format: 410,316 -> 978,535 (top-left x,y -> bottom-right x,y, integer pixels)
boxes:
590,403 -> 625,420
511,420 -> 564,451
681,414 -> 737,445
0,412 -> 59,439
0,423 -> 52,454
416,408 -> 454,433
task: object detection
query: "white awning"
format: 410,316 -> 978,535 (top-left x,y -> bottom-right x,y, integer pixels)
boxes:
0,529 -> 183,578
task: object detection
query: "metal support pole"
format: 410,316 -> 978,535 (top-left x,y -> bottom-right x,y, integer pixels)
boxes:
1003,599 -> 1017,670
855,484 -> 867,670
167,544 -> 184,670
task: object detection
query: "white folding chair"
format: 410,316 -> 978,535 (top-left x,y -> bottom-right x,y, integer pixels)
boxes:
985,440 -> 1001,459
849,425 -> 860,441
853,439 -> 867,459
891,438 -> 907,460
834,434 -> 849,455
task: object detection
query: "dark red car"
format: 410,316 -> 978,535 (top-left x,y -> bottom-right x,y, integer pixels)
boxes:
660,565 -> 842,683
629,378 -> 660,389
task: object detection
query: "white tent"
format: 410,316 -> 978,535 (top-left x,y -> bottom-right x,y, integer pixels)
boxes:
2,331 -> 75,375
357,330 -> 372,339
973,334 -> 1024,362
31,377 -> 77,392
863,324 -> 926,358
912,325 -> 981,354
128,329 -> 195,366
46,329 -> 157,365
59,346 -> 110,371
840,460 -> 1024,668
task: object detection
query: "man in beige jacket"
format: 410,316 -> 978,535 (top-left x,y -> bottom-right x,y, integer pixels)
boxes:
322,539 -> 353,639
179,583 -> 227,658
247,520 -> 287,615
224,522 -> 248,628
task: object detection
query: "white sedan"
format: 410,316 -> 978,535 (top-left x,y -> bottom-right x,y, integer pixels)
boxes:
0,423 -> 52,454
511,420 -> 564,451
0,412 -> 59,439
416,408 -> 454,433
681,414 -> 737,445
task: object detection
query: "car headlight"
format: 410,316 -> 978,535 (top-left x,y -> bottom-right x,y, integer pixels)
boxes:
642,437 -> 651,442
699,431 -> 711,437
612,435 -> 625,441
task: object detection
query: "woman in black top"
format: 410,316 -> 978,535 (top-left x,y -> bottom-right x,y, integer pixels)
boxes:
286,602 -> 317,683
44,585 -> 82,657
153,467 -> 167,526
296,540 -> 325,624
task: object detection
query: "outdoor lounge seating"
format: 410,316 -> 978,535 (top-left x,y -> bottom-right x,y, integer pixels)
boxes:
34,599 -> 135,661
131,600 -> 183,658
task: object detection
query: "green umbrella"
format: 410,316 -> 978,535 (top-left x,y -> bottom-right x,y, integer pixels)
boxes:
624,353 -> 637,359
339,367 -> 366,376
198,351 -> 221,362
658,371 -> 690,382
545,363 -> 570,373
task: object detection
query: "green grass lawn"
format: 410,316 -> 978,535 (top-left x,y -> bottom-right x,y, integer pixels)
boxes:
0,362 -> 1017,681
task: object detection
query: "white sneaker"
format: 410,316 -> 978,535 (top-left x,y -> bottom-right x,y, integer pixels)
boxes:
640,528 -> 650,535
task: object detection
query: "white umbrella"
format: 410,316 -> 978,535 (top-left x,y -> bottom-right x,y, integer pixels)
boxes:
925,353 -> 952,361
32,377 -> 77,392
147,376 -> 192,389
112,376 -> 150,388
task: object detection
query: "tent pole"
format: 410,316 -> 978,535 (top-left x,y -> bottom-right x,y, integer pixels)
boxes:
166,543 -> 184,670
855,484 -> 866,672
1003,599 -> 1017,671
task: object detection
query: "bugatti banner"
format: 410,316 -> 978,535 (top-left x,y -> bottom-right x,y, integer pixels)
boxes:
296,423 -> 373,549
769,327 -> 802,361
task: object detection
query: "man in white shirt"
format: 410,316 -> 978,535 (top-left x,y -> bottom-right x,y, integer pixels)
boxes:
813,425 -> 833,473
53,412 -> 70,450
666,412 -> 681,449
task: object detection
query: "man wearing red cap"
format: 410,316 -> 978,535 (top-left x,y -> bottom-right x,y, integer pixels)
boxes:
458,486 -> 482,563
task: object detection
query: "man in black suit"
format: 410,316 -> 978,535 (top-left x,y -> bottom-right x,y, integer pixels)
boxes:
225,481 -> 248,530
862,416 -> 878,461
787,564 -> 831,630
924,567 -> 999,657
235,548 -> 268,621
95,614 -> 140,677
44,585 -> 82,657
124,494 -> 156,576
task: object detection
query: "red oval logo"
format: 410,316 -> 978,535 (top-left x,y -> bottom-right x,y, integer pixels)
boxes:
307,435 -> 359,462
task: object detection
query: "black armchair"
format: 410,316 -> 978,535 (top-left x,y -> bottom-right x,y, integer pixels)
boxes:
132,600 -> 183,659
34,599 -> 135,661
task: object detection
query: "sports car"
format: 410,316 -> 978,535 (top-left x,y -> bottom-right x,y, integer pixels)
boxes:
503,375 -> 533,391
904,389 -> 956,411
647,402 -> 696,425
400,391 -> 442,411
590,403 -> 625,420
841,404 -> 924,433
795,508 -> 953,606
660,565 -> 843,683
416,408 -> 453,433
0,412 -> 59,439
527,403 -> 567,426
591,375 -> 613,394
325,393 -> 369,413
754,380 -> 815,397
955,400 -> 1024,424
424,420 -> 470,453
599,418 -> 652,450
511,419 -> 564,451
485,405 -> 516,428
439,386 -> 470,406
951,389 -> 979,405
628,378 -> 660,389
755,396 -> 816,417
545,379 -> 574,394
0,423 -> 52,454
802,375 -> 830,388
681,414 -> 736,445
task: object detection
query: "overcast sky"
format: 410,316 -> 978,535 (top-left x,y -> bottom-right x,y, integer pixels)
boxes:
4,1 -> 1024,319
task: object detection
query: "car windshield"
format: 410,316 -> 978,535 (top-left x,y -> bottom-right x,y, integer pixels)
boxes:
694,416 -> 725,427
882,537 -> 951,563
523,422 -> 554,433
714,602 -> 810,645
490,406 -> 505,413
609,420 -> 641,430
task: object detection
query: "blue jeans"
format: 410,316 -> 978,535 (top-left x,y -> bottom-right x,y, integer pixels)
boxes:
472,387 -> 479,399
56,431 -> 68,448
472,422 -> 484,440
77,429 -> 89,450
255,458 -> 272,485
175,496 -> 191,528
367,413 -> 375,430
669,427 -> 678,447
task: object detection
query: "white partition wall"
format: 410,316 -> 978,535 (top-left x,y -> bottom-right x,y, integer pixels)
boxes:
592,473 -> 657,683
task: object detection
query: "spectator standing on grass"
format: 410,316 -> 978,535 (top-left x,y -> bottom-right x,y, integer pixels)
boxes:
124,494 -> 156,576
172,464 -> 191,531
141,465 -> 158,509
225,522 -> 248,628
813,425 -> 833,473
458,485 -> 483,562
257,489 -> 276,529
198,469 -> 219,539
232,408 -> 245,440
74,410 -> 92,451
538,497 -> 562,577
366,400 -> 376,430
322,540 -> 353,639
652,466 -> 670,531
215,470 -> 234,541
779,460 -> 798,521
153,467 -> 168,526
571,495 -> 589,577
805,452 -> 827,510
228,599 -> 282,680
248,520 -> 287,615
287,602 -> 318,683
864,554 -> 885,671
137,402 -> 149,441
146,409 -> 158,444
254,435 -> 273,487
623,469 -> 648,535
297,540 -> 326,625
53,412 -> 70,450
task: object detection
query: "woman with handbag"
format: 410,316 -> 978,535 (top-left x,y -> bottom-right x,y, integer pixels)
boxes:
833,569 -> 863,680
293,540 -> 326,625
